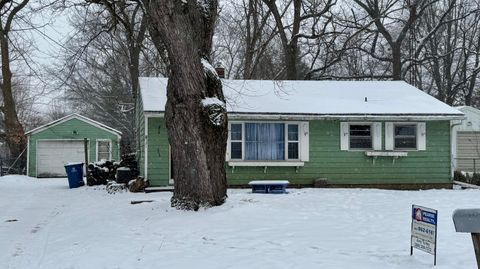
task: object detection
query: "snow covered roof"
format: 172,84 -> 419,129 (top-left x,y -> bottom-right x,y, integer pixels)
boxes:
454,106 -> 480,132
455,106 -> 480,116
26,114 -> 122,136
139,77 -> 464,119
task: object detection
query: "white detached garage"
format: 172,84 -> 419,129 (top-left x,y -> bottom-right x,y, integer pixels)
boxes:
454,106 -> 480,173
26,114 -> 121,178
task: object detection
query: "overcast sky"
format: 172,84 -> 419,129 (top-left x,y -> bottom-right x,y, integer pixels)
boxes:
28,10 -> 74,111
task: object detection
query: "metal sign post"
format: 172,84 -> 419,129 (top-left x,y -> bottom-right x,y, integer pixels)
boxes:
452,209 -> 480,268
411,204 -> 438,266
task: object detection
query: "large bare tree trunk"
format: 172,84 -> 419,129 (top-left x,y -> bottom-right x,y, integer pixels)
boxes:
0,8 -> 27,162
144,0 -> 228,210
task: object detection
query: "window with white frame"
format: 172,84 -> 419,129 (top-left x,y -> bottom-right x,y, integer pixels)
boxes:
230,124 -> 242,159
394,124 -> 417,149
349,124 -> 372,149
385,122 -> 425,151
228,122 -> 304,161
97,140 -> 111,161
340,122 -> 382,151
287,124 -> 299,159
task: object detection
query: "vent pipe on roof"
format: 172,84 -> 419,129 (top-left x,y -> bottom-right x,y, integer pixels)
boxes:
365,97 -> 368,102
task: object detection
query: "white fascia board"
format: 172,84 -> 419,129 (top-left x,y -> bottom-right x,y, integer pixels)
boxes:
228,113 -> 465,121
26,114 -> 122,137
143,111 -> 464,121
144,112 -> 164,117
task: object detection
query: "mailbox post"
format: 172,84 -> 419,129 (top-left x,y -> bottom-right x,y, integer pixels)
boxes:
452,209 -> 480,268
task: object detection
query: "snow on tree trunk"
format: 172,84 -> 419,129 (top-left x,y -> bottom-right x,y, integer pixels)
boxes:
201,97 -> 226,126
145,0 -> 228,210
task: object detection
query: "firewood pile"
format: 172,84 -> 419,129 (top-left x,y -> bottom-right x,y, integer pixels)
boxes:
86,160 -> 116,186
86,154 -> 140,187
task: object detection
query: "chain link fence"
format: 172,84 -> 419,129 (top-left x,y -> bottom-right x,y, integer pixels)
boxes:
0,157 -> 25,176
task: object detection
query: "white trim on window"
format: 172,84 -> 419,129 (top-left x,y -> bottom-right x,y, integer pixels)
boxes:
226,124 -> 231,160
417,122 -> 426,151
242,123 -> 245,160
228,161 -> 304,167
340,122 -> 381,151
393,124 -> 417,150
226,121 -> 308,164
385,122 -> 426,151
286,123 -> 300,161
385,122 -> 394,150
96,139 -> 112,161
372,122 -> 382,150
340,122 -> 349,150
300,122 -> 309,161
229,123 -> 243,160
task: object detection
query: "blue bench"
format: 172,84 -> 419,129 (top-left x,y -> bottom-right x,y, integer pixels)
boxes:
248,180 -> 289,194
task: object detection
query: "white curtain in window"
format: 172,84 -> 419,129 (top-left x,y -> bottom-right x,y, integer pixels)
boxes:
245,123 -> 285,160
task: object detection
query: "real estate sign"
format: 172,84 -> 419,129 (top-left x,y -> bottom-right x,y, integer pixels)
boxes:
411,205 -> 438,265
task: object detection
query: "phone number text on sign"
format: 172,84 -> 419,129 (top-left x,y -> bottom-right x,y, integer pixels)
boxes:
411,205 -> 438,255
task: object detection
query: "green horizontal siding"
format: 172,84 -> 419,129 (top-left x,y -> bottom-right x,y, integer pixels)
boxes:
226,120 -> 452,185
28,118 -> 120,177
143,118 -> 452,187
146,117 -> 170,186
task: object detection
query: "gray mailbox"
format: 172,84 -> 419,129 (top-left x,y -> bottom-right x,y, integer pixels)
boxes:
452,209 -> 480,268
453,209 -> 480,233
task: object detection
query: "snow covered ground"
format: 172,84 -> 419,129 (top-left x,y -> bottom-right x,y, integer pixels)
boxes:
1,175 -> 479,269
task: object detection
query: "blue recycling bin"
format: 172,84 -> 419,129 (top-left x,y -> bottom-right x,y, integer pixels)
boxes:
64,163 -> 85,188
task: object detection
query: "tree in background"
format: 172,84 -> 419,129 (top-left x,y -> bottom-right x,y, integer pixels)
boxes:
0,0 -> 29,161
213,0 -> 283,79
0,0 -> 59,165
261,0 -> 336,80
53,3 -> 161,154
415,0 -> 480,105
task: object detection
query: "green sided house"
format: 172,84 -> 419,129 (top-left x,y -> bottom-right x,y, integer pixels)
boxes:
26,114 -> 121,178
136,78 -> 464,188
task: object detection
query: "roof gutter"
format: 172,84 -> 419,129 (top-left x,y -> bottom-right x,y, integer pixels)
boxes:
228,113 -> 466,121
143,111 -> 465,121
450,119 -> 464,179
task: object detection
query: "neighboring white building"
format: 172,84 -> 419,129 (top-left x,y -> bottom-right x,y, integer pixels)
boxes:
454,106 -> 480,172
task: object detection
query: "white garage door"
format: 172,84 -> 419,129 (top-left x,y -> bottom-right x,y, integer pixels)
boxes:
456,132 -> 480,172
37,140 -> 85,177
